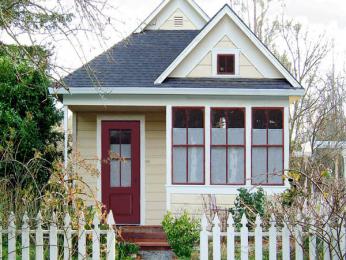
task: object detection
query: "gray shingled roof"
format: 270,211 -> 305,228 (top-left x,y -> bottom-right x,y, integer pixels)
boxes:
62,30 -> 294,90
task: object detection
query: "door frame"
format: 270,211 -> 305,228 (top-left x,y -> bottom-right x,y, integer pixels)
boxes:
97,115 -> 146,225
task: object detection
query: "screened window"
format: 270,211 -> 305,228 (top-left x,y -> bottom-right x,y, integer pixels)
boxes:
211,108 -> 245,185
252,108 -> 284,185
172,108 -> 204,184
217,54 -> 235,75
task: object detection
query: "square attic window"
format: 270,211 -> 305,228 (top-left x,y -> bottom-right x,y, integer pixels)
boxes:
217,54 -> 235,75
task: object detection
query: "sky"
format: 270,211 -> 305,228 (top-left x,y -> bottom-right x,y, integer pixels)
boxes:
52,0 -> 346,74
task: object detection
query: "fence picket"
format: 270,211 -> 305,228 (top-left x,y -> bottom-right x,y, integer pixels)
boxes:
64,213 -> 72,260
78,212 -> 86,260
227,214 -> 235,260
254,215 -> 262,260
213,214 -> 221,260
295,219 -> 303,260
107,211 -> 116,260
240,214 -> 249,260
36,212 -> 44,260
341,220 -> 346,259
324,223 -> 331,260
282,221 -> 290,260
50,212 -> 58,260
8,212 -> 16,260
309,220 -> 317,260
269,214 -> 277,260
0,225 -> 2,259
200,214 -> 208,260
92,214 -> 101,260
22,212 -> 30,260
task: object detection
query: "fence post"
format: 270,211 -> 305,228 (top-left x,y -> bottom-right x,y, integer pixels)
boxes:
295,217 -> 303,260
282,220 -> 290,260
8,211 -> 16,260
309,219 -> 317,260
64,212 -> 72,260
200,214 -> 208,260
0,225 -> 2,259
36,212 -> 44,260
241,214 -> 249,260
78,212 -> 86,260
213,214 -> 221,260
50,212 -> 58,260
22,212 -> 30,260
341,219 -> 346,259
107,211 -> 116,259
269,214 -> 277,260
255,214 -> 262,260
92,214 -> 101,260
227,214 -> 235,260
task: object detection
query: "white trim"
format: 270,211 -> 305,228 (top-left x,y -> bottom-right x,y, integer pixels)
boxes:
134,0 -> 209,33
284,106 -> 290,186
63,105 -> 69,170
212,48 -> 240,77
245,106 -> 252,185
205,106 -> 211,185
96,115 -> 146,225
165,105 -> 172,210
52,87 -> 305,97
154,5 -> 303,89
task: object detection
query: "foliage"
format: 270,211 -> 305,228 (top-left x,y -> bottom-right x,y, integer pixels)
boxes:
162,211 -> 200,259
229,188 -> 267,230
116,242 -> 139,260
0,51 -> 62,188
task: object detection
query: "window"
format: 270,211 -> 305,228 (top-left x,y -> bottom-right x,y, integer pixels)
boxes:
252,108 -> 284,185
211,108 -> 245,184
172,108 -> 204,184
217,54 -> 235,75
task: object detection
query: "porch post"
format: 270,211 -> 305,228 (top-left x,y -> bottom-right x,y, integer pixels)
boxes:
284,106 -> 290,186
245,106 -> 252,186
205,106 -> 211,185
63,105 -> 69,171
166,105 -> 172,210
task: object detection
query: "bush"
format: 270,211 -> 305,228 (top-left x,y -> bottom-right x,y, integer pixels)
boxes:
162,211 -> 200,259
116,242 -> 139,260
229,188 -> 266,230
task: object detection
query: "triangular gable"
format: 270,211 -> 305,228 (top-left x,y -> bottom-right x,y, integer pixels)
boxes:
135,0 -> 209,32
155,4 -> 303,89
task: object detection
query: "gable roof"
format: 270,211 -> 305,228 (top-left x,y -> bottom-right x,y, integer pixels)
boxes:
155,4 -> 303,89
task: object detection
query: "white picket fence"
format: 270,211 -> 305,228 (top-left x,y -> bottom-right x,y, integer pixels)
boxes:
1,210 -> 116,259
200,213 -> 346,260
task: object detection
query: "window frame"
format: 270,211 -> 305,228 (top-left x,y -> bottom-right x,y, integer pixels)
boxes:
212,49 -> 240,77
251,107 -> 284,186
217,54 -> 236,75
210,107 -> 246,185
171,107 -> 205,185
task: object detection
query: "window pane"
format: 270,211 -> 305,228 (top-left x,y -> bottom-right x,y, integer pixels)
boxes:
173,109 -> 186,128
110,144 -> 120,156
268,129 -> 282,145
253,129 -> 267,145
211,148 -> 226,184
217,55 -> 235,74
188,109 -> 204,128
228,128 -> 244,145
122,144 -> 131,158
228,110 -> 244,128
218,55 -> 227,73
121,160 -> 132,187
252,147 -> 267,184
212,128 -> 226,145
212,110 -> 227,128
110,160 -> 120,187
268,110 -> 283,129
110,130 -> 121,144
188,147 -> 204,183
228,147 -> 244,184
173,147 -> 186,183
253,110 -> 266,129
188,128 -> 204,145
268,148 -> 283,184
173,128 -> 186,145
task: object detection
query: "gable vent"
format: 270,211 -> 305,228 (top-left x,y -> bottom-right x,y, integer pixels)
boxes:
174,16 -> 184,27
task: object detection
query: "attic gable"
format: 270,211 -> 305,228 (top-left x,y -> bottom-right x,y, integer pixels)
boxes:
136,0 -> 209,32
155,5 -> 303,89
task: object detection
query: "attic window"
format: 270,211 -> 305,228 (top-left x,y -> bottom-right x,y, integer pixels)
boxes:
174,16 -> 184,27
217,54 -> 235,75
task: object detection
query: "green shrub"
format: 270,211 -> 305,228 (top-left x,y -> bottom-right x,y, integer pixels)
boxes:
229,188 -> 266,230
162,211 -> 200,259
116,241 -> 139,260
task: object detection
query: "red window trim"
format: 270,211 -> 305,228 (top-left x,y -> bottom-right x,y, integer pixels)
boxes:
210,107 -> 246,185
217,54 -> 235,75
172,107 -> 205,185
251,107 -> 284,186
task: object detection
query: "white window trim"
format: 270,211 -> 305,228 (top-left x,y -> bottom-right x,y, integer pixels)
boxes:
212,48 -> 240,78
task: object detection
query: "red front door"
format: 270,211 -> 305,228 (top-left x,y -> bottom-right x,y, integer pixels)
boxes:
101,121 -> 140,224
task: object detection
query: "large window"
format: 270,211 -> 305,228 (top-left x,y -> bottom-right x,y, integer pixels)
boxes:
211,108 -> 245,184
252,108 -> 284,185
172,107 -> 205,184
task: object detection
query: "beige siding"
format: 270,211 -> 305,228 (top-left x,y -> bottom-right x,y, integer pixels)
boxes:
75,110 -> 166,225
188,36 -> 263,78
159,9 -> 197,30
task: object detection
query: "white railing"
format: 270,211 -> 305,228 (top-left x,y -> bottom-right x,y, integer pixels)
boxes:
199,213 -> 346,260
1,211 -> 116,259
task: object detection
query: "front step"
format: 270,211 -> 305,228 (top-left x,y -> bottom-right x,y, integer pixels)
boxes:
119,226 -> 170,251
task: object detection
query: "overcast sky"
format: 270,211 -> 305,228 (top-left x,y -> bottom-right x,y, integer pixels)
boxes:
55,0 -> 346,74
